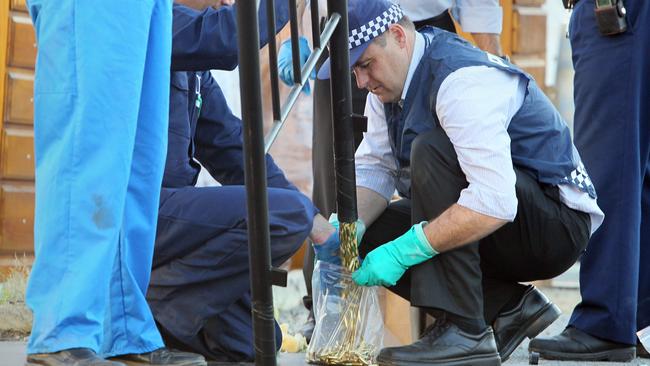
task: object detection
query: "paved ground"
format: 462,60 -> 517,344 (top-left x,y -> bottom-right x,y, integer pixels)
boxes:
3,272 -> 648,365
3,313 -> 648,366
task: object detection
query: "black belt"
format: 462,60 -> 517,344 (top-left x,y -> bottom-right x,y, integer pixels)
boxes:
413,10 -> 456,33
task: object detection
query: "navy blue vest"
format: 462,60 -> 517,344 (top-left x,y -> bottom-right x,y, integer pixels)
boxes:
386,27 -> 596,199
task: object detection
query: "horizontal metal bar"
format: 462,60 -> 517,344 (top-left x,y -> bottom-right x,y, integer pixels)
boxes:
264,13 -> 341,153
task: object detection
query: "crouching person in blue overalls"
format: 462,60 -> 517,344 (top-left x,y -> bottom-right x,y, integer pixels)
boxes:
145,1 -> 338,363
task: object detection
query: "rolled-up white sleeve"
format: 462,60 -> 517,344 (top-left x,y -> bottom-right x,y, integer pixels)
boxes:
452,0 -> 503,34
436,66 -> 524,221
355,93 -> 398,201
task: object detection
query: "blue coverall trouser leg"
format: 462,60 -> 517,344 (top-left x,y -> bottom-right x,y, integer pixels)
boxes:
147,185 -> 314,361
25,0 -> 171,356
568,0 -> 650,345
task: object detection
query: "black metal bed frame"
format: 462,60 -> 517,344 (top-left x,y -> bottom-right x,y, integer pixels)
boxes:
235,0 -> 357,365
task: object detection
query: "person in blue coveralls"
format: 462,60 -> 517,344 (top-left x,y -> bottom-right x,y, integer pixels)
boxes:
145,1 -> 339,362
24,0 -> 206,365
316,0 -> 604,365
530,0 -> 649,361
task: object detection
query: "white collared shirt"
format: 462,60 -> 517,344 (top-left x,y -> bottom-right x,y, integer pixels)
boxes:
317,0 -> 503,34
394,0 -> 502,33
355,32 -> 604,234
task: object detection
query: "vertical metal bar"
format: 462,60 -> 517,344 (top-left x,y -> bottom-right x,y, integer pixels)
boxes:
288,0 -> 302,86
266,0 -> 281,122
263,14 -> 341,153
235,1 -> 277,365
311,0 -> 320,48
327,0 -> 357,223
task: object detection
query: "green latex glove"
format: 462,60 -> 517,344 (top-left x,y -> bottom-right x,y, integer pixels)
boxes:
329,213 -> 366,245
352,222 -> 438,287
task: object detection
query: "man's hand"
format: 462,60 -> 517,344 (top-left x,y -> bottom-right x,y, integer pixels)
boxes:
352,222 -> 437,287
471,33 -> 503,57
313,230 -> 342,265
310,214 -> 339,265
214,0 -> 234,7
312,213 -> 365,266
277,36 -> 314,95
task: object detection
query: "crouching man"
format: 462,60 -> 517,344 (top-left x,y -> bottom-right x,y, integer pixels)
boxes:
317,0 -> 604,365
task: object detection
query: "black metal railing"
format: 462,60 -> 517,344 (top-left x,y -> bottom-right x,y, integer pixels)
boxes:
236,0 -> 355,364
263,1 -> 341,153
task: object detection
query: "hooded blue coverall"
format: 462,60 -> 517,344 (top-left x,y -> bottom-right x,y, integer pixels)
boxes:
145,4 -> 317,362
568,0 -> 649,345
25,0 -> 171,356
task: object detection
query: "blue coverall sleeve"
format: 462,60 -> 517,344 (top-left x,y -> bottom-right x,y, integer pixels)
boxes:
194,72 -> 299,191
172,1 -> 292,71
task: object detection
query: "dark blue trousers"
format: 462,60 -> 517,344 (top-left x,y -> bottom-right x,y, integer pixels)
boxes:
568,0 -> 650,345
147,185 -> 314,361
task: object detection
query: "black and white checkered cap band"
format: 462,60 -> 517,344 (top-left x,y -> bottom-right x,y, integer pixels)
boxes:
348,4 -> 404,49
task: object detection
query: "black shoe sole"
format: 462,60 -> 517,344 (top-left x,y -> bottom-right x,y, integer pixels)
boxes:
26,359 -> 126,366
377,353 -> 501,366
498,302 -> 561,362
26,362 -> 126,366
527,347 -> 636,362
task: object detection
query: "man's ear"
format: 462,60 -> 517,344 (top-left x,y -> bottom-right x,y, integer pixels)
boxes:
387,24 -> 408,48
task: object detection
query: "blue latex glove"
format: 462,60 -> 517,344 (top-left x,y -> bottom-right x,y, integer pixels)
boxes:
312,213 -> 365,266
313,230 -> 342,266
277,36 -> 313,95
352,222 -> 438,287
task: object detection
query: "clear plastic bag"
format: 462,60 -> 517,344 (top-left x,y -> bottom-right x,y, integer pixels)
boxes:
307,261 -> 383,365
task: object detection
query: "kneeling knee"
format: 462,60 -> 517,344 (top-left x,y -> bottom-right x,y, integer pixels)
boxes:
269,190 -> 314,253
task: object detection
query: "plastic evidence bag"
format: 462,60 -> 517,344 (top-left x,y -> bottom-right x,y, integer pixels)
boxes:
307,260 -> 383,365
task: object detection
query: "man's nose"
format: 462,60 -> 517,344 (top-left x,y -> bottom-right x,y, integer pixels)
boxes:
354,69 -> 368,89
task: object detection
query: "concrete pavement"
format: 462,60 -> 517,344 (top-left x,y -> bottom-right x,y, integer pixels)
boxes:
3,284 -> 648,365
3,316 -> 649,366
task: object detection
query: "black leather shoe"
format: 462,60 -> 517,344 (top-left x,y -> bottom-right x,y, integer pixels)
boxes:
638,343 -> 649,358
377,317 -> 501,366
26,348 -> 126,366
529,327 -> 636,362
492,285 -> 560,362
298,310 -> 315,343
110,348 -> 207,366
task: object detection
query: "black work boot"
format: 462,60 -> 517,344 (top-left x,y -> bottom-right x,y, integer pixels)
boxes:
529,327 -> 636,362
492,285 -> 560,362
26,348 -> 126,366
377,317 -> 501,366
110,348 -> 206,366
